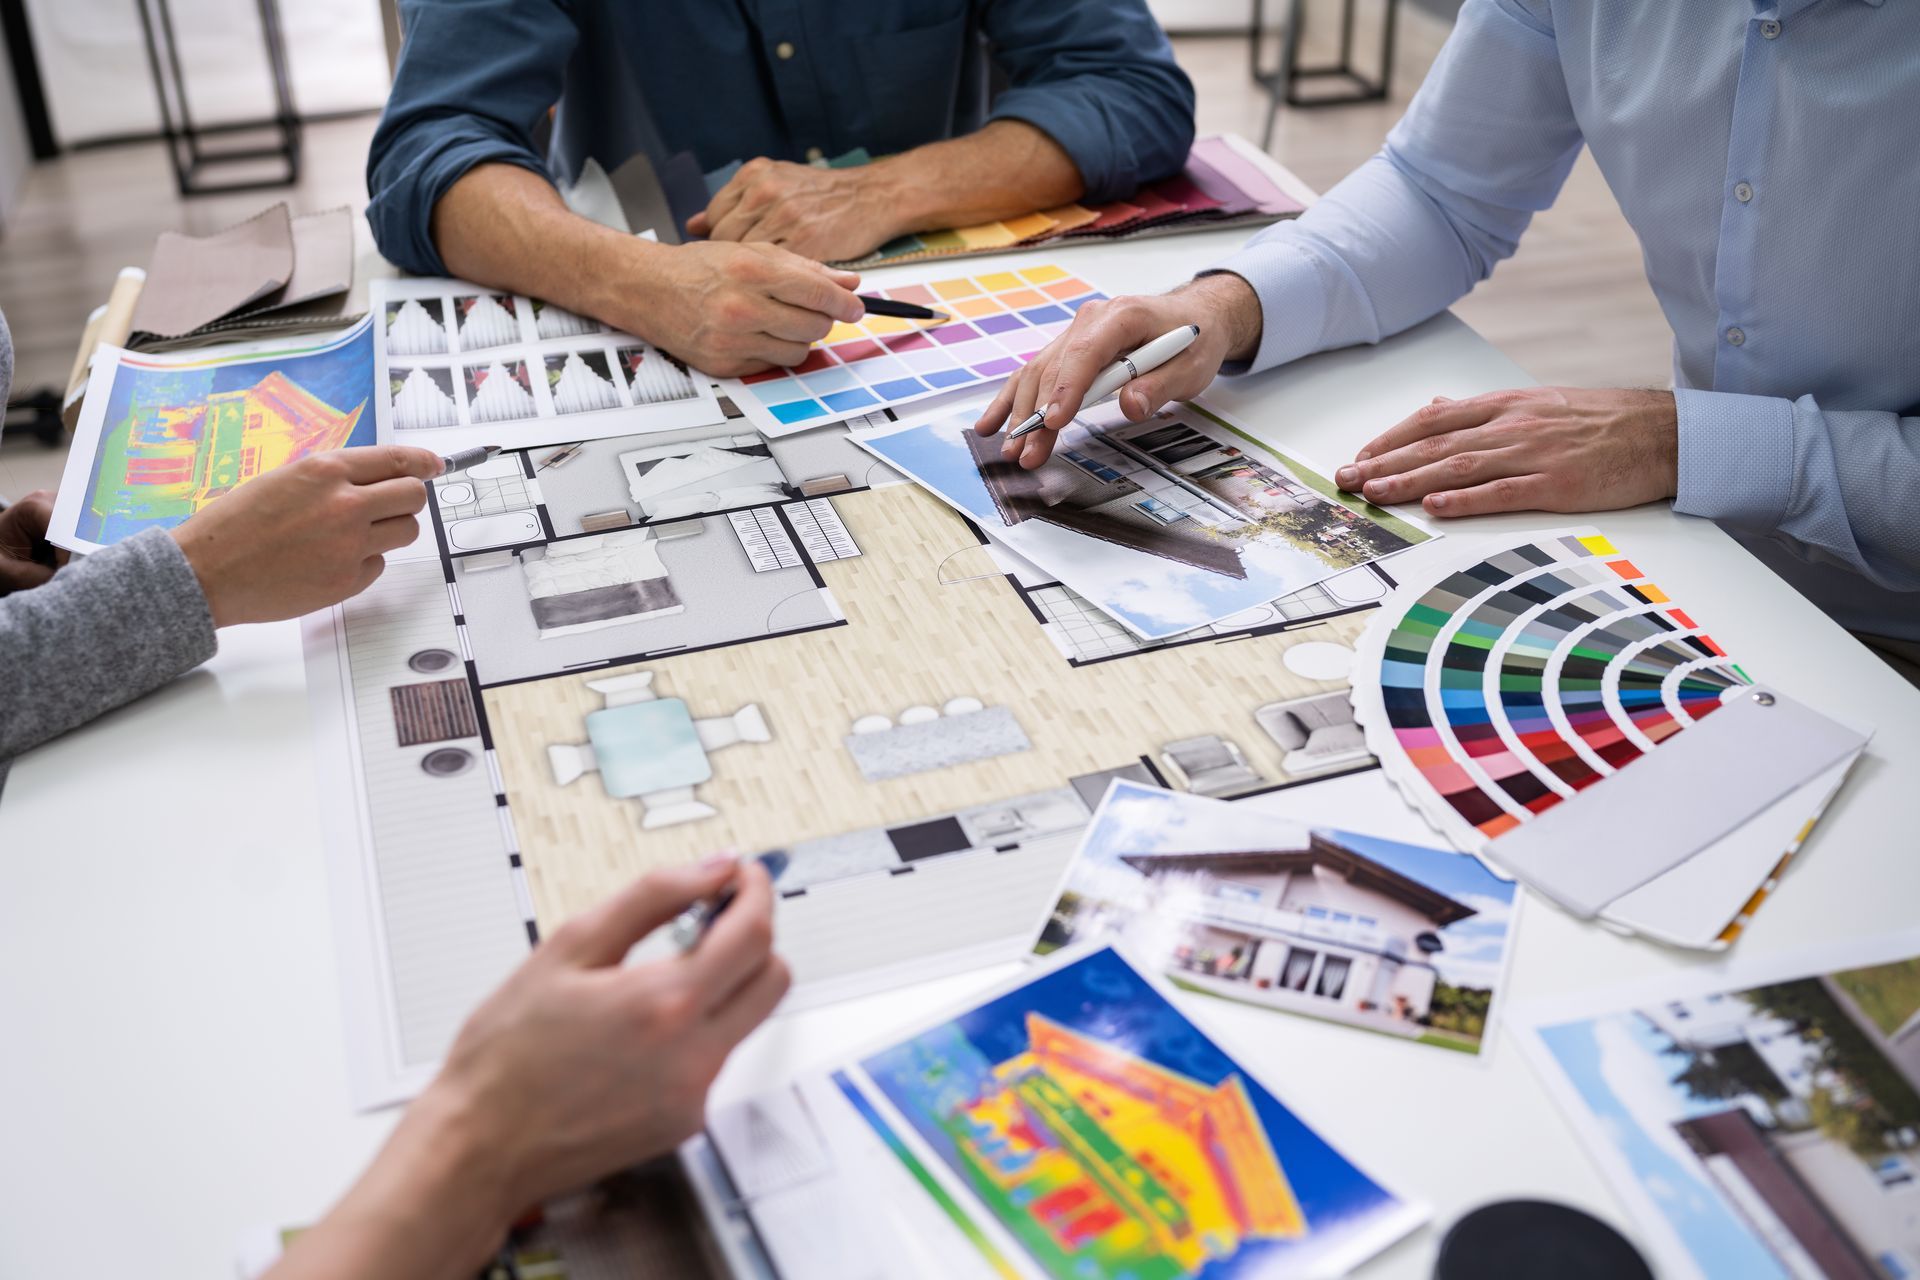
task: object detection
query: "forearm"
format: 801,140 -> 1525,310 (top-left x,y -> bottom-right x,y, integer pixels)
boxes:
266,1085 -> 514,1280
431,164 -> 672,330
870,121 -> 1084,235
0,529 -> 215,763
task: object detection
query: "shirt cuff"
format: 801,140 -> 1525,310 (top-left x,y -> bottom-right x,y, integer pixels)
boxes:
117,527 -> 219,664
1198,238 -> 1329,376
1671,388 -> 1795,531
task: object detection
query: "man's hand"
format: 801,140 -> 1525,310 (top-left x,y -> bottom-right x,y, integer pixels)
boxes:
266,858 -> 788,1280
1336,387 -> 1679,517
972,275 -> 1263,469
170,446 -> 442,626
689,158 -> 905,264
626,241 -> 864,378
0,489 -> 67,594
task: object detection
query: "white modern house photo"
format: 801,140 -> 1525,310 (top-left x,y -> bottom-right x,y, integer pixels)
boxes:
1114,834 -> 1480,1034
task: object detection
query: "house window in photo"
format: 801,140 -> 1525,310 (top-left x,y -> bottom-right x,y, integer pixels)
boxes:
1316,955 -> 1352,1000
1282,947 -> 1317,991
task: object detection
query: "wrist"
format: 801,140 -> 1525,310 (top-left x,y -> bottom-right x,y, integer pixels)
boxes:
373,1078 -> 519,1270
169,525 -> 231,629
1181,273 -> 1264,364
862,153 -> 942,240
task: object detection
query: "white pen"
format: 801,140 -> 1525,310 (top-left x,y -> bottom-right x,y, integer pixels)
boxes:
1006,324 -> 1201,440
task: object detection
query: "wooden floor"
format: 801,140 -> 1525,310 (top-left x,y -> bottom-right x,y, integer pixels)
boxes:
0,15 -> 1674,501
484,482 -> 1370,926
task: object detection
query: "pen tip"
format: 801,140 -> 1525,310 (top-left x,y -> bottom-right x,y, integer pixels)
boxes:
1188,324 -> 1201,336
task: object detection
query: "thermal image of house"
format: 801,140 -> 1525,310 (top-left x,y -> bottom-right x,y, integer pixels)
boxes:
1119,835 -> 1476,1029
949,1012 -> 1302,1277
92,370 -> 367,526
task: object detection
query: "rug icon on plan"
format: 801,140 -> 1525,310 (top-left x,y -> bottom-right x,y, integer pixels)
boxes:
719,263 -> 1110,437
384,297 -> 447,357
616,344 -> 698,405
389,365 -> 460,431
545,351 -> 622,415
532,299 -> 602,340
455,293 -> 520,351
464,360 -> 539,424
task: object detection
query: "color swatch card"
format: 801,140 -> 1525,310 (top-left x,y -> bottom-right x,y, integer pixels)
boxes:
721,263 -> 1109,438
1350,528 -> 1870,949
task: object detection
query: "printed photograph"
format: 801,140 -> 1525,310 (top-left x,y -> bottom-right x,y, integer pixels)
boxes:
1532,953 -> 1920,1279
388,364 -> 460,431
454,292 -> 522,351
856,400 -> 1430,639
1037,781 -> 1517,1054
857,945 -> 1421,1279
384,295 -> 448,357
531,297 -> 604,341
73,320 -> 376,547
616,343 -> 700,406
545,350 -> 623,415
463,359 -> 540,424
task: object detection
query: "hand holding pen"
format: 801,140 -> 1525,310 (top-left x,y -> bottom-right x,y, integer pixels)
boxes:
971,275 -> 1264,469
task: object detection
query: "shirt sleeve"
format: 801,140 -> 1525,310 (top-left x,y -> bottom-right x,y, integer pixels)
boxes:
1673,390 -> 1920,594
0,528 -> 218,766
366,0 -> 581,277
1204,0 -> 1583,374
980,0 -> 1196,204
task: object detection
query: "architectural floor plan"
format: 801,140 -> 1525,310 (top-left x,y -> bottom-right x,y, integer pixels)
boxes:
307,404 -> 1397,1106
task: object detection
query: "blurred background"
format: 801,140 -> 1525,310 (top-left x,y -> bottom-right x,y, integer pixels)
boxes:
0,0 -> 1667,499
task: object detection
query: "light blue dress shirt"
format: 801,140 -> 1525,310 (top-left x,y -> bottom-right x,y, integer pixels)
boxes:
1214,0 -> 1919,641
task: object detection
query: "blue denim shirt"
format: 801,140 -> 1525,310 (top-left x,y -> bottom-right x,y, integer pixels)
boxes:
1213,0 -> 1920,641
367,0 -> 1195,278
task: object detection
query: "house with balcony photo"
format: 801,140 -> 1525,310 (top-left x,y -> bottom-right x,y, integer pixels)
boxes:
1115,834 -> 1483,1037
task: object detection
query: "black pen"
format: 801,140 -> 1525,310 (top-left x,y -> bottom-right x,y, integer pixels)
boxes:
858,295 -> 951,324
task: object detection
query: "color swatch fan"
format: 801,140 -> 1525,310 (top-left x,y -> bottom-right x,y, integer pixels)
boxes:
1351,528 -> 1870,948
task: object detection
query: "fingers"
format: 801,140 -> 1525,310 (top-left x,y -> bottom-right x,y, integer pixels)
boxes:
823,267 -> 861,292
546,857 -> 741,969
1423,473 -> 1558,518
0,558 -> 55,593
759,298 -> 839,345
702,954 -> 791,1050
679,860 -> 776,1010
1042,298 -> 1164,428
765,261 -> 864,324
1000,364 -> 1049,459
348,554 -> 387,599
972,378 -> 1019,437
1349,394 -> 1505,474
693,162 -> 759,239
10,490 -> 55,541
335,445 -> 443,485
1357,447 -> 1523,507
361,475 -> 432,522
367,513 -> 422,555
1016,428 -> 1062,469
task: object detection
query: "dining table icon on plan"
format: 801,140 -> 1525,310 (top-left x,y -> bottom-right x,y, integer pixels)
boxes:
545,671 -> 770,829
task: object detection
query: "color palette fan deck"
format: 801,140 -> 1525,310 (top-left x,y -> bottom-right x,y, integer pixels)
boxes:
1371,531 -> 1747,843
722,264 -> 1107,437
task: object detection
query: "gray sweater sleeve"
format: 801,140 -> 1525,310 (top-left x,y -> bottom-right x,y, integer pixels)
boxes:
0,527 -> 218,766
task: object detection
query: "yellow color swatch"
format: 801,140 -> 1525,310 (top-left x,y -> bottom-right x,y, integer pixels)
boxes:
1002,212 -> 1059,242
1019,264 -> 1071,285
862,315 -> 911,336
954,295 -> 1005,319
1639,584 -> 1671,603
1578,534 -> 1618,556
822,321 -> 865,346
956,223 -> 1022,250
932,277 -> 981,300
974,272 -> 1023,293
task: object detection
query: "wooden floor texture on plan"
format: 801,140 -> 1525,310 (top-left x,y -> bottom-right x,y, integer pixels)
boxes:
483,482 -> 1369,925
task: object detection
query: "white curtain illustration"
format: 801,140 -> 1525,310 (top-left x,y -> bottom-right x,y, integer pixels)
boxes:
469,364 -> 538,423
387,299 -> 447,357
458,295 -> 520,350
549,353 -> 623,414
391,367 -> 459,430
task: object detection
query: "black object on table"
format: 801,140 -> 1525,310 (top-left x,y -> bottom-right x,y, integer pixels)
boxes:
1436,1199 -> 1654,1280
1252,0 -> 1404,148
133,0 -> 303,197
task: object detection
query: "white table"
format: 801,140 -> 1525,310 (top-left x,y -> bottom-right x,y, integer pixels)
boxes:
5,204 -> 1919,1279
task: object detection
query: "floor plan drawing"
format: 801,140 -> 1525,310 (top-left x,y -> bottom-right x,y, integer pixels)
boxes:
309,400 -> 1398,1106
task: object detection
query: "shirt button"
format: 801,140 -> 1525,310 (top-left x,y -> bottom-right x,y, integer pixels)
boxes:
1734,181 -> 1753,203
1759,19 -> 1781,38
1726,327 -> 1747,347
775,40 -> 796,60
805,146 -> 825,163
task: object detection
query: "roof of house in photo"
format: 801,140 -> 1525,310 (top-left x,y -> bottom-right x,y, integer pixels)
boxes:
1120,831 -> 1478,926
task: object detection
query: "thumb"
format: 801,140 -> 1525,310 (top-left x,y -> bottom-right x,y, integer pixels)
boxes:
543,855 -> 740,968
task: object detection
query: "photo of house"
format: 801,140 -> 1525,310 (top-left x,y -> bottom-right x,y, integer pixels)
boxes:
1037,781 -> 1517,1053
1530,954 -> 1920,1280
857,401 -> 1430,639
